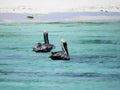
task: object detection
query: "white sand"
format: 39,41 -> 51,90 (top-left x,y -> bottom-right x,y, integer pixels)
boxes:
0,0 -> 120,13
0,6 -> 120,14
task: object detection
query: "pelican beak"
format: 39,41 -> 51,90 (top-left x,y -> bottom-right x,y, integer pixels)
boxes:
44,30 -> 49,44
61,39 -> 69,56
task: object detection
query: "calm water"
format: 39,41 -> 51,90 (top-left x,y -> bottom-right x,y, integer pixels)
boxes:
0,22 -> 120,90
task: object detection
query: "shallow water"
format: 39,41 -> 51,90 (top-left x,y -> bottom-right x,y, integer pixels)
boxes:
0,22 -> 120,90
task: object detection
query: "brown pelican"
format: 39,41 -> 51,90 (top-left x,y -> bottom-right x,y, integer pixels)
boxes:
50,39 -> 70,60
33,30 -> 55,52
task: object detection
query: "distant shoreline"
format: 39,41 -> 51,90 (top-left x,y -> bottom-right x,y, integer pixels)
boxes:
0,12 -> 120,23
0,6 -> 120,13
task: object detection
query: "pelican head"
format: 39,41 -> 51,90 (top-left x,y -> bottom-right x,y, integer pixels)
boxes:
44,30 -> 48,34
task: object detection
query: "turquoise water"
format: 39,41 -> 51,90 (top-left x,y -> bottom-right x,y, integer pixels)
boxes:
0,22 -> 120,90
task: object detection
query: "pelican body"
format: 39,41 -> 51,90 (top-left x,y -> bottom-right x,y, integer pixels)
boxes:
33,31 -> 55,52
50,39 -> 70,60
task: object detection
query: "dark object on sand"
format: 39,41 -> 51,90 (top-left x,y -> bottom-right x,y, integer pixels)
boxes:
50,39 -> 70,60
33,30 -> 55,52
27,16 -> 34,19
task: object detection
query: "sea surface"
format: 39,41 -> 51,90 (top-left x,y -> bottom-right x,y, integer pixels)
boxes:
0,22 -> 120,90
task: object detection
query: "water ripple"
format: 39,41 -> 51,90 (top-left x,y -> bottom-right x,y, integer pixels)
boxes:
79,40 -> 120,44
0,71 -> 120,79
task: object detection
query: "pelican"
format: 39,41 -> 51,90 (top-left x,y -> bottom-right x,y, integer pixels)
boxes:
33,30 -> 55,52
50,39 -> 70,60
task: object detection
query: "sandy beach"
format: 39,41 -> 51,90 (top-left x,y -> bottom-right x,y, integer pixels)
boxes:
0,0 -> 120,13
0,0 -> 120,23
